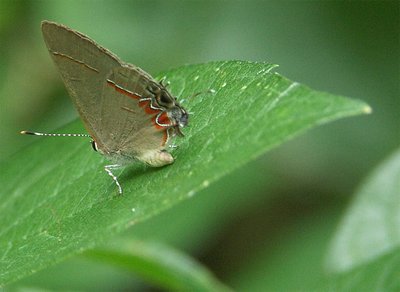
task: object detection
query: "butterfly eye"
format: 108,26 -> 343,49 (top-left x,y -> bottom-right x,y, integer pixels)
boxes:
179,109 -> 189,127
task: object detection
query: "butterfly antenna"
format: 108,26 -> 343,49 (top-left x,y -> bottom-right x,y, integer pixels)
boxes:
20,130 -> 91,138
181,88 -> 216,103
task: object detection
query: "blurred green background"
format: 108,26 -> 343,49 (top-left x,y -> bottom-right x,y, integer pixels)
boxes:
0,0 -> 398,290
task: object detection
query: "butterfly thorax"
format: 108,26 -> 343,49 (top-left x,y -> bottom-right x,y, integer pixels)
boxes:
148,82 -> 189,130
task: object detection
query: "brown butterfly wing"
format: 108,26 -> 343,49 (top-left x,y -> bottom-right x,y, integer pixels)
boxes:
42,21 -> 169,164
101,66 -> 168,160
41,21 -> 122,150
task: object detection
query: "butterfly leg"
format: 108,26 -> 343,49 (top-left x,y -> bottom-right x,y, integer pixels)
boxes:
104,164 -> 123,194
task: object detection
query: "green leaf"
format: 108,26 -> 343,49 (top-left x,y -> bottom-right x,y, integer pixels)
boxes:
317,248 -> 400,291
86,239 -> 231,291
0,60 -> 369,285
326,147 -> 400,272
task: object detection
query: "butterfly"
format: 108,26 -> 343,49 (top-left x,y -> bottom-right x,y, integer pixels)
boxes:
21,21 -> 189,194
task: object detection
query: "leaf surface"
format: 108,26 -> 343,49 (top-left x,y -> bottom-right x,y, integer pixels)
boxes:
0,60 -> 369,285
87,239 -> 231,291
327,147 -> 400,272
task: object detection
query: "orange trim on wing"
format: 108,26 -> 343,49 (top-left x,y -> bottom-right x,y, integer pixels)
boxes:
144,106 -> 159,115
138,99 -> 160,115
107,80 -> 141,100
157,112 -> 171,125
152,112 -> 172,130
161,130 -> 168,146
152,116 -> 164,130
139,100 -> 150,108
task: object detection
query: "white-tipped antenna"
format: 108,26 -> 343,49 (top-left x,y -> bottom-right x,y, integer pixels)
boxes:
181,88 -> 216,103
192,88 -> 216,98
20,130 -> 91,138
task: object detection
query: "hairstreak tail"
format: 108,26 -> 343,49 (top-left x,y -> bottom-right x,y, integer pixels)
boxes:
21,21 -> 189,194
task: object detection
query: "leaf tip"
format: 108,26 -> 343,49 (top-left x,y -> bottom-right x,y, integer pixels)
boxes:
362,105 -> 372,114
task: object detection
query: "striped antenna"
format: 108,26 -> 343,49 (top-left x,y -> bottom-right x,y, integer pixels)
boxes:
181,88 -> 216,103
180,88 -> 216,107
20,130 -> 91,138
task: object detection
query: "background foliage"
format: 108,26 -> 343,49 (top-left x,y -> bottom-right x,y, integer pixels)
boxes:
0,1 -> 398,290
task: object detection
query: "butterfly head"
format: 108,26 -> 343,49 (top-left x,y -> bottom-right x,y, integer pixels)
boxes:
169,104 -> 189,128
149,81 -> 189,134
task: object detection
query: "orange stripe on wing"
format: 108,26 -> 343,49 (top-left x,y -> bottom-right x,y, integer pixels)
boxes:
161,130 -> 168,146
152,112 -> 172,130
139,100 -> 150,108
157,112 -> 171,125
151,116 -> 164,130
106,79 -> 141,100
144,106 -> 160,115
138,99 -> 160,115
